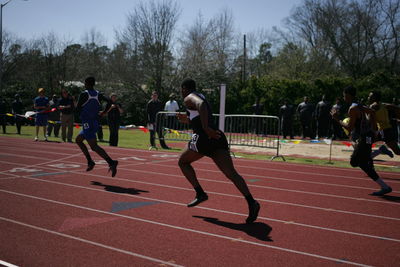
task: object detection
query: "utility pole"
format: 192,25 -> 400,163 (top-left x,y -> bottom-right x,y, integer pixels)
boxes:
243,34 -> 247,83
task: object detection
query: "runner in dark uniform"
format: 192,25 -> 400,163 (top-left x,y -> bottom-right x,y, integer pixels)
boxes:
331,86 -> 392,196
75,77 -> 118,177
177,78 -> 260,223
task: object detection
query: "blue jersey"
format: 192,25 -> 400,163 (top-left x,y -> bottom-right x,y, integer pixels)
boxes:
34,96 -> 49,112
80,90 -> 100,121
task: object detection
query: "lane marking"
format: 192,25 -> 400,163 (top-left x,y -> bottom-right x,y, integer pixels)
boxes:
1,159 -> 400,222
0,260 -> 19,267
2,178 -> 400,243
2,140 -> 397,180
0,216 -> 183,267
0,190 -> 373,267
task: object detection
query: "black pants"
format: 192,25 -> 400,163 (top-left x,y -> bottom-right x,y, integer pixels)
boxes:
0,115 -> 6,133
317,118 -> 330,138
47,123 -> 60,137
97,125 -> 103,141
300,118 -> 312,138
150,123 -> 168,148
15,116 -> 23,134
108,121 -> 120,146
281,119 -> 293,138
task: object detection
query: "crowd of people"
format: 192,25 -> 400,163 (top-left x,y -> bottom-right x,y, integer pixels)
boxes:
278,95 -> 400,143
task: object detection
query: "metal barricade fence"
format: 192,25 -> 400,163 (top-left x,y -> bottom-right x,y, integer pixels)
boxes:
155,112 -> 284,160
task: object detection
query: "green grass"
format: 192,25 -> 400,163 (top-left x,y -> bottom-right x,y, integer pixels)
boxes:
1,125 -> 398,172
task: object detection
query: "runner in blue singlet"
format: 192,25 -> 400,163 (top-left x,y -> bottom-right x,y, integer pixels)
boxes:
75,77 -> 118,177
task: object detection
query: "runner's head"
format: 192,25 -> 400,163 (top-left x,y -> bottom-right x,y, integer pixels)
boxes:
85,76 -> 96,89
368,90 -> 381,104
181,78 -> 196,98
343,86 -> 356,104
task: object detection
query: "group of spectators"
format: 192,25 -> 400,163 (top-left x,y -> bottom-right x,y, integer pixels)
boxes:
279,95 -> 399,141
0,87 -> 124,146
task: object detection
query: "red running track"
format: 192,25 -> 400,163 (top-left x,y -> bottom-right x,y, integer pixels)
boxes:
0,136 -> 399,267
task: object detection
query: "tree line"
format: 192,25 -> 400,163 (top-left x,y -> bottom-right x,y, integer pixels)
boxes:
1,0 -> 399,126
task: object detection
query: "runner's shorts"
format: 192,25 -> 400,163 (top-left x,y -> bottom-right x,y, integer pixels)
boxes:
350,135 -> 373,167
35,114 -> 48,126
80,120 -> 99,140
188,131 -> 229,157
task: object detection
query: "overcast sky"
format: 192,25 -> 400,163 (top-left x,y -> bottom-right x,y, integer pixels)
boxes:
5,0 -> 303,46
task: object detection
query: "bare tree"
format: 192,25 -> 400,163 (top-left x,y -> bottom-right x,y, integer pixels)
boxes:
286,0 -> 400,77
117,0 -> 180,95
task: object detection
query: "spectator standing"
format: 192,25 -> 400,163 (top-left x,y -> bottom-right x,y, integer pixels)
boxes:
164,93 -> 180,129
390,98 -> 399,143
33,88 -> 50,141
331,97 -> 345,140
12,94 -> 24,134
0,96 -> 7,134
47,94 -> 61,138
296,96 -> 314,139
315,95 -> 331,139
252,98 -> 264,134
104,93 -> 123,146
279,100 -> 294,139
146,91 -> 169,149
59,89 -> 75,142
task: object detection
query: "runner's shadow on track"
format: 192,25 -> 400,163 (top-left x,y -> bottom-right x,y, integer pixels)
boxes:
379,195 -> 400,203
193,215 -> 273,242
91,181 -> 149,195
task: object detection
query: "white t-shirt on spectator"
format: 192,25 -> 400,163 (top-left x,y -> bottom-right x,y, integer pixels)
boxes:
165,100 -> 179,115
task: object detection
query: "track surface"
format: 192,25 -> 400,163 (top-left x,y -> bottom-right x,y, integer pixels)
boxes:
0,136 -> 399,267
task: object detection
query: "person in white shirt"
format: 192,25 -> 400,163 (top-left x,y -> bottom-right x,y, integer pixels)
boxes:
164,93 -> 180,129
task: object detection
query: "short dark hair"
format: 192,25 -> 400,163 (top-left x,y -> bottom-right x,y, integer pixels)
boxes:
370,90 -> 381,102
85,76 -> 96,86
343,86 -> 356,97
181,78 -> 196,92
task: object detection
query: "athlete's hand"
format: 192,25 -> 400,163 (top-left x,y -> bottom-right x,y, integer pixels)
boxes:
205,128 -> 221,139
330,109 -> 339,121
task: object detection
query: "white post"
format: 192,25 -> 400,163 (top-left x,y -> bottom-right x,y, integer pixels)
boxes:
219,84 -> 226,131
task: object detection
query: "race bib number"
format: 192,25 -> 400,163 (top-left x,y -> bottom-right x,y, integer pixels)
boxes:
189,134 -> 199,152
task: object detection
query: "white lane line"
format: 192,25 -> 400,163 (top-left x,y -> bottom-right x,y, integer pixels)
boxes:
4,176 -> 400,243
151,161 -> 400,191
0,260 -> 19,267
0,216 -> 183,267
114,166 -> 400,206
0,189 -> 373,267
1,140 -> 399,180
2,145 -> 399,196
1,158 -> 400,222
3,152 -> 391,207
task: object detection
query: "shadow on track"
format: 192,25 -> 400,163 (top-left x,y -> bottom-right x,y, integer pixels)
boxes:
193,215 -> 273,242
379,195 -> 400,203
91,181 -> 149,195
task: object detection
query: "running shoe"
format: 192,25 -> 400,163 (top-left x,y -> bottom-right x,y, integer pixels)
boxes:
246,200 -> 260,224
187,193 -> 208,207
372,187 -> 392,196
379,145 -> 394,158
86,161 -> 95,172
108,160 -> 118,177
